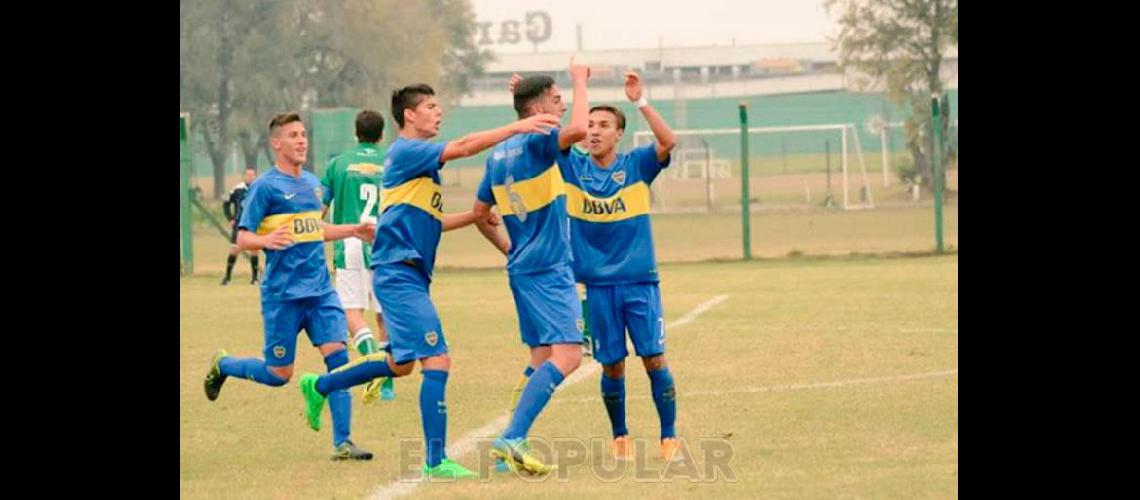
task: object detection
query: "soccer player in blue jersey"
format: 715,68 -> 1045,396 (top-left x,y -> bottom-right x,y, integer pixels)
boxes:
561,72 -> 682,462
296,84 -> 561,479
506,73 -> 594,362
471,61 -> 590,475
202,112 -> 378,461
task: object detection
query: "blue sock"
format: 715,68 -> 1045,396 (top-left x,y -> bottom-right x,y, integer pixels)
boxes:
503,361 -> 565,440
218,357 -> 287,386
648,367 -> 677,439
324,350 -> 352,447
316,355 -> 395,395
600,373 -> 628,438
420,369 -> 449,468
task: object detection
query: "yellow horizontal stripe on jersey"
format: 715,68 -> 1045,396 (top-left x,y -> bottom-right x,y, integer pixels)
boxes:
565,181 -> 651,223
491,164 -> 565,216
380,177 -> 443,220
347,162 -> 383,175
256,211 -> 325,243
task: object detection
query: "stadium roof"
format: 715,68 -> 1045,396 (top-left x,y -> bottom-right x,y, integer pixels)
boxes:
487,42 -> 958,73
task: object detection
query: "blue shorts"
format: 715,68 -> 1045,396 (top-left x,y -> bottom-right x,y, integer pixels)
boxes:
261,292 -> 347,367
585,283 -> 665,365
509,265 -> 584,348
373,262 -> 448,364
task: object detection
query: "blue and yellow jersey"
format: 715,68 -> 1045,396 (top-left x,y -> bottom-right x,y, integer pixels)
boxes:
238,168 -> 331,301
561,143 -> 671,285
370,137 -> 446,279
477,130 -> 573,276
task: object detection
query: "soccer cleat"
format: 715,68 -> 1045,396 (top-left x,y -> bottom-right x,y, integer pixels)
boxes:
381,377 -> 395,400
362,376 -> 395,405
250,277 -> 259,285
299,373 -> 326,431
493,457 -> 512,473
362,378 -> 382,405
491,437 -> 556,476
612,435 -> 633,461
220,276 -> 231,286
204,349 -> 229,401
661,437 -> 682,463
423,458 -> 478,479
330,439 -> 373,461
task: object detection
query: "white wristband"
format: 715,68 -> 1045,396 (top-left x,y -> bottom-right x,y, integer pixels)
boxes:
636,96 -> 649,108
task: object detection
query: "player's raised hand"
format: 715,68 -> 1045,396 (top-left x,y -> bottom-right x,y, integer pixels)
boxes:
515,113 -> 561,135
569,57 -> 590,82
262,224 -> 294,250
624,71 -> 643,102
508,73 -> 522,94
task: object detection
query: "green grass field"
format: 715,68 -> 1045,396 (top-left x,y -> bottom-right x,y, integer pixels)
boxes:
187,200 -> 958,275
180,253 -> 958,498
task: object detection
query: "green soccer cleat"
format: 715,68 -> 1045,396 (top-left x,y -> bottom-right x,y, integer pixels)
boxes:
299,373 -> 326,431
423,458 -> 478,479
204,349 -> 229,401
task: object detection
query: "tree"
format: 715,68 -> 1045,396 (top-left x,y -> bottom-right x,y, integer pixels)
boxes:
181,0 -> 290,198
432,0 -> 494,100
180,0 -> 489,197
828,0 -> 958,189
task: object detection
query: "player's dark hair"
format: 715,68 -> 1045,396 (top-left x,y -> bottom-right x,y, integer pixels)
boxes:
355,109 -> 385,143
391,84 -> 435,129
589,105 -> 626,131
268,112 -> 303,134
513,76 -> 556,119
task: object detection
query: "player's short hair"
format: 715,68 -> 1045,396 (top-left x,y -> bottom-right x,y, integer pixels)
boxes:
268,112 -> 303,135
355,109 -> 385,143
391,84 -> 435,129
590,105 -> 626,131
513,76 -> 556,119
244,166 -> 257,172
